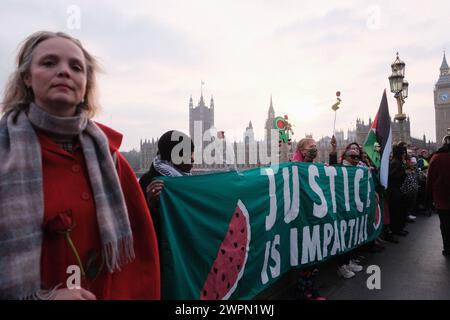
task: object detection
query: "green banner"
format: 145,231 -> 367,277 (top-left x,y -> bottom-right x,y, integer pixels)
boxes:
159,162 -> 382,300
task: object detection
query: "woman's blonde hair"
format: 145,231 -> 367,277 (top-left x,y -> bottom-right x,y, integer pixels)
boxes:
1,31 -> 100,118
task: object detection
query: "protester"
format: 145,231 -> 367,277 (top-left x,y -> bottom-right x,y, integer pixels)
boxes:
139,130 -> 194,240
426,133 -> 450,257
403,156 -> 420,222
416,149 -> 430,213
388,143 -> 409,237
417,149 -> 430,171
360,150 -> 391,248
372,142 -> 398,244
291,138 -> 325,300
337,139 -> 386,257
329,139 -> 366,279
0,31 -> 160,299
292,137 -> 317,162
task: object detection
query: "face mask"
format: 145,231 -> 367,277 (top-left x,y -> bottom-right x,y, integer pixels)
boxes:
307,148 -> 318,159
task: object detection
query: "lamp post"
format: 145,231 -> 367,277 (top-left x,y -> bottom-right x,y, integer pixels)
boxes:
388,52 -> 409,144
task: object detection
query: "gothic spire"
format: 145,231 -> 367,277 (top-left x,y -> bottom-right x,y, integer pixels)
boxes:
199,95 -> 205,107
440,51 -> 449,75
268,95 -> 275,118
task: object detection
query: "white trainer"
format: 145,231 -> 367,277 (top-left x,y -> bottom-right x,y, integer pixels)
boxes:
337,265 -> 356,279
348,260 -> 363,272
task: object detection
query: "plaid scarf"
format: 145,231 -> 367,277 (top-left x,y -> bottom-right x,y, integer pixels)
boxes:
0,103 -> 134,299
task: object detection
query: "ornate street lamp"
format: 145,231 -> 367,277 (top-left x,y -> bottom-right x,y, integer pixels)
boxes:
389,52 -> 408,122
402,80 -> 409,99
389,52 -> 409,143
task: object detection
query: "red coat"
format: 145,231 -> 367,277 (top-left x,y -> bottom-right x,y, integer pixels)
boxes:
426,152 -> 450,210
39,123 -> 160,299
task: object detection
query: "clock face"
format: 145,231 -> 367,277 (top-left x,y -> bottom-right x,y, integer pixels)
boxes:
440,93 -> 449,102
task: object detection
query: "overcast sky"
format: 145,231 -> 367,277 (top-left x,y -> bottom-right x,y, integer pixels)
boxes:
1,0 -> 448,151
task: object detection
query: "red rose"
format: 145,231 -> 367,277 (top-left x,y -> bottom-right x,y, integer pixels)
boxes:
42,210 -> 86,280
43,210 -> 75,234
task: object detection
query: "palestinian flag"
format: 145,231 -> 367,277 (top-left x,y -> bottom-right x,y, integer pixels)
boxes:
363,90 -> 392,188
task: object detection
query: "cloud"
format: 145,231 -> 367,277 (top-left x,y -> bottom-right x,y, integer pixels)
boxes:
1,0 -> 449,148
72,3 -> 203,67
274,7 -> 364,47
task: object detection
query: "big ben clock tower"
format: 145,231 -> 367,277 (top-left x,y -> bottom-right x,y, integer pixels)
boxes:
434,52 -> 450,145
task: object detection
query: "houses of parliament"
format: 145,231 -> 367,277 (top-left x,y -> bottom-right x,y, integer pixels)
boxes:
136,54 -> 450,172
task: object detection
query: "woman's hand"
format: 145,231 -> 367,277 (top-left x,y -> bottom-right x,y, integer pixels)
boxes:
146,180 -> 165,205
52,288 -> 97,300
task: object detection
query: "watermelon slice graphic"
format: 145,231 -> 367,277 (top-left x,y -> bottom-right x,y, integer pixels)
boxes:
373,192 -> 381,230
200,200 -> 251,300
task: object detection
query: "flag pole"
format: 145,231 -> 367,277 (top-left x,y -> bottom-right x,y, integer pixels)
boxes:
333,111 -> 337,136
331,91 -> 341,136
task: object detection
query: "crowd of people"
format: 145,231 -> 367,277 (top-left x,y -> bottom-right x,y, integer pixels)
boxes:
0,31 -> 449,300
290,134 -> 450,300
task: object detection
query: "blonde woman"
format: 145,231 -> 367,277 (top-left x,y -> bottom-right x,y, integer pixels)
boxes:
0,31 -> 160,299
292,138 -> 318,162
